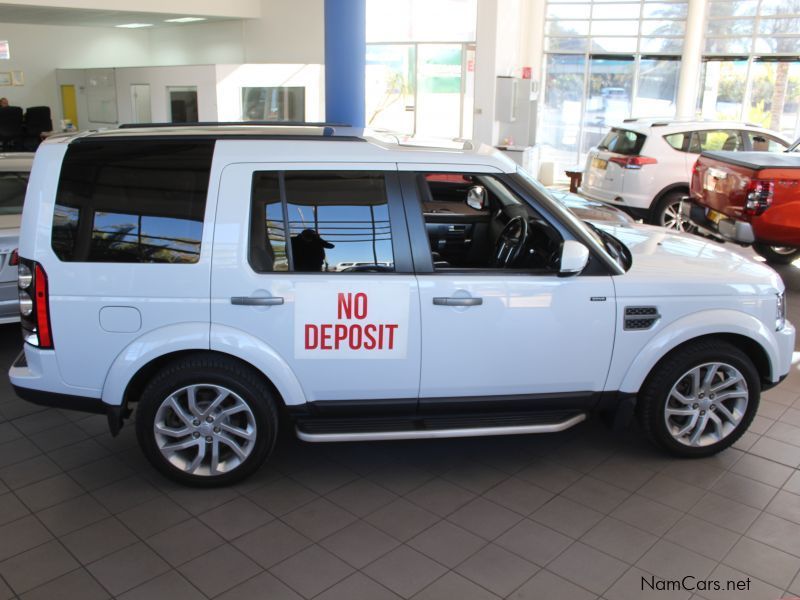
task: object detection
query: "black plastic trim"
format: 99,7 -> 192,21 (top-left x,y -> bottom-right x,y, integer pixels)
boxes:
287,391 -> 607,420
118,121 -> 352,129
72,134 -> 367,143
12,385 -> 106,414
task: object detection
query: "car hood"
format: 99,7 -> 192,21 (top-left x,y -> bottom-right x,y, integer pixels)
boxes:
596,222 -> 783,296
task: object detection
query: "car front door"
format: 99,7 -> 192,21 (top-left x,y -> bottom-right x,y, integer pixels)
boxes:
399,165 -> 616,408
211,163 -> 421,404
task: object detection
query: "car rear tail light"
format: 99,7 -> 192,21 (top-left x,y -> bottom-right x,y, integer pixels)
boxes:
18,258 -> 53,349
9,249 -> 18,266
608,156 -> 658,170
744,180 -> 773,216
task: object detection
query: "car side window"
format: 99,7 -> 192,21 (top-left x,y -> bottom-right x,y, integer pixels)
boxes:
664,132 -> 690,152
52,140 -> 214,263
689,130 -> 744,153
746,132 -> 788,152
417,172 -> 563,273
249,171 -> 395,273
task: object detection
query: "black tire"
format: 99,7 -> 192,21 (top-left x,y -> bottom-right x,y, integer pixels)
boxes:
637,339 -> 760,458
651,191 -> 695,232
753,243 -> 800,265
135,353 -> 278,487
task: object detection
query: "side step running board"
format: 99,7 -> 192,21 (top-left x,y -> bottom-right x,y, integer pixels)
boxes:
296,412 -> 587,443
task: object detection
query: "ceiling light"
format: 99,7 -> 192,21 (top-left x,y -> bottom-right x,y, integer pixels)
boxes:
164,17 -> 207,23
115,23 -> 153,28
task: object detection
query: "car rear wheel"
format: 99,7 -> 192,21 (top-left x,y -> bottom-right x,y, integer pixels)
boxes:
136,354 -> 278,486
652,191 -> 695,232
637,340 -> 759,457
753,243 -> 800,265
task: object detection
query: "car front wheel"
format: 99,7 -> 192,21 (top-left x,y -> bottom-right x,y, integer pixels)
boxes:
136,354 -> 278,486
637,340 -> 759,457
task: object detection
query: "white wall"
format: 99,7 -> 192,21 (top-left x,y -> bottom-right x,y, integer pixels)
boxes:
242,0 -> 324,64
148,21 -> 245,66
0,22 -> 149,123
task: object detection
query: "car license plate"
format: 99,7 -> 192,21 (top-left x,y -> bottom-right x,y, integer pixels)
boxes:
592,157 -> 607,170
707,209 -> 723,224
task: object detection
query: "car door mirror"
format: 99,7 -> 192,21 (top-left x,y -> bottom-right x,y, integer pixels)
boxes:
559,240 -> 589,276
466,186 -> 487,210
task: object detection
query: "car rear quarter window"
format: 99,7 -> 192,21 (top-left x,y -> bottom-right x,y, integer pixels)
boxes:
52,140 -> 214,263
664,132 -> 690,152
598,128 -> 646,155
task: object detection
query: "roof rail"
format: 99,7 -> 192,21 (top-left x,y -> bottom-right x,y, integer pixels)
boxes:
118,121 -> 352,129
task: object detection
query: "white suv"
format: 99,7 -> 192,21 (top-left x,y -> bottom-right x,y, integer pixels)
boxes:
579,119 -> 790,228
9,124 -> 795,486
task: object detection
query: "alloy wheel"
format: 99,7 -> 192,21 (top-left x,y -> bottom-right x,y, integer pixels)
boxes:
153,384 -> 257,476
663,362 -> 748,447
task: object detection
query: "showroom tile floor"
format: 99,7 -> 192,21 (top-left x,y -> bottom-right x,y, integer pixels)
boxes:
1,250 -> 800,599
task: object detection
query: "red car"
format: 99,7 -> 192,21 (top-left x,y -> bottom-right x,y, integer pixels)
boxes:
686,141 -> 800,264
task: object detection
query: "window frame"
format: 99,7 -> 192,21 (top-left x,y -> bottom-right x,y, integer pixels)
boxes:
247,169 -> 413,275
688,129 -> 746,153
398,170 -> 616,276
50,140 -> 214,265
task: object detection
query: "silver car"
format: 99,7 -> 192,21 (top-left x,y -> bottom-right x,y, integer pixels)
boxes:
0,153 -> 33,323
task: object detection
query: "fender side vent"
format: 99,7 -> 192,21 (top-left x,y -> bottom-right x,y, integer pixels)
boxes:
624,306 -> 660,330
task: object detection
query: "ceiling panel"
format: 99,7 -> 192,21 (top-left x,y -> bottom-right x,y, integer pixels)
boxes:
0,3 -> 239,28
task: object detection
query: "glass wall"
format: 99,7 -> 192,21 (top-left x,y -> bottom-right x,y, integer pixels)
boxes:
366,0 -> 476,139
699,0 -> 800,139
541,0 -> 687,170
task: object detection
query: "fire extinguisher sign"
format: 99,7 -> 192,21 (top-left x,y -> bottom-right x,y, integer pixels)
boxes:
294,283 -> 410,359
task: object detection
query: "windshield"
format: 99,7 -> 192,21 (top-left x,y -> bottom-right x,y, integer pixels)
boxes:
0,172 -> 28,215
789,139 -> 800,153
512,167 -> 628,273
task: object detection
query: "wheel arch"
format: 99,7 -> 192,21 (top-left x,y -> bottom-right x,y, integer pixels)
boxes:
639,333 -> 771,391
101,323 -> 306,413
649,182 -> 690,222
617,310 -> 777,394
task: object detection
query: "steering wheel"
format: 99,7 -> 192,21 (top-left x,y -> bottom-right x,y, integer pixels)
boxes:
493,216 -> 529,267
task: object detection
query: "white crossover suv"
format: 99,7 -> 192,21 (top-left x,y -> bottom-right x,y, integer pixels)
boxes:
579,119 -> 790,229
9,124 -> 795,486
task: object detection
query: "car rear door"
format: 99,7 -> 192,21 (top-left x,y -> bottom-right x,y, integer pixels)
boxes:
211,162 -> 422,404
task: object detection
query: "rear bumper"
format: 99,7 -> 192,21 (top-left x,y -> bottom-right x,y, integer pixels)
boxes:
10,350 -> 124,434
577,187 -> 650,220
682,201 -> 755,244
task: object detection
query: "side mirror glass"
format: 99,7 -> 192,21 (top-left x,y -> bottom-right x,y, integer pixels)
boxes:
466,186 -> 487,210
559,240 -> 589,276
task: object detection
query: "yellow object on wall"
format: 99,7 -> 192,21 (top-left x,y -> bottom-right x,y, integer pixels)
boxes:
60,85 -> 78,129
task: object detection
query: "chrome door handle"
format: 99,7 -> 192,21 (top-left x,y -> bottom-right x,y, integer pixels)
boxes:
230,296 -> 284,306
432,297 -> 482,306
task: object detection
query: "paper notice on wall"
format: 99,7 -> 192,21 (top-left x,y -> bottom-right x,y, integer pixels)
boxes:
294,282 -> 410,360
0,41 -> 9,60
